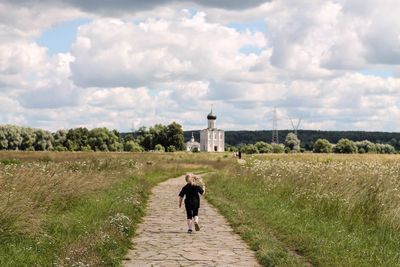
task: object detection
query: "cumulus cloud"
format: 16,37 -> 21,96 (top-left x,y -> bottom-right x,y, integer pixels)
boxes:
2,0 -> 270,16
69,13 -> 266,88
1,0 -> 400,132
0,2 -> 83,40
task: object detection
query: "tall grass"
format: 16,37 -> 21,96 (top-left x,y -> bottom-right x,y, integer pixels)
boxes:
0,151 -> 230,266
205,154 -> 400,266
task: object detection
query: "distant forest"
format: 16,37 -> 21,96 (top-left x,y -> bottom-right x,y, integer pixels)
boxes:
183,130 -> 400,151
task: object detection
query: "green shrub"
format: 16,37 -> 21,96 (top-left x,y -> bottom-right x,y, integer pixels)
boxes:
167,145 -> 176,152
240,144 -> 259,154
334,138 -> 357,153
313,138 -> 333,153
124,141 -> 144,152
272,143 -> 285,153
154,144 -> 165,152
255,141 -> 272,153
284,133 -> 300,152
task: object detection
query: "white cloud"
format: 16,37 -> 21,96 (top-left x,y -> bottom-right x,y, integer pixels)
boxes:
69,13 -> 266,87
0,2 -> 83,40
0,41 -> 49,89
87,87 -> 153,110
1,0 -> 400,132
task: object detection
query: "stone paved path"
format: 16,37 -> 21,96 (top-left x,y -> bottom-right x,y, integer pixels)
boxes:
124,175 -> 260,267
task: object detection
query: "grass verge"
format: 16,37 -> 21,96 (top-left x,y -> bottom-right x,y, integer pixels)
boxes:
0,152 -> 216,266
205,155 -> 400,266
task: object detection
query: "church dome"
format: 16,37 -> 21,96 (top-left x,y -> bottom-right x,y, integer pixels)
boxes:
207,110 -> 217,120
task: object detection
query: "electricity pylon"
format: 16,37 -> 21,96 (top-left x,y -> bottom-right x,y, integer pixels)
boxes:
290,118 -> 302,137
272,107 -> 279,144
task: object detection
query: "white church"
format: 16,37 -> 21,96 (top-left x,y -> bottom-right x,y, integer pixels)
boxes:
200,108 -> 225,152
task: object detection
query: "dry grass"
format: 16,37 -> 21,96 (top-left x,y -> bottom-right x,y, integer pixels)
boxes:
0,156 -> 141,235
205,154 -> 400,266
246,154 -> 400,228
0,151 -> 232,266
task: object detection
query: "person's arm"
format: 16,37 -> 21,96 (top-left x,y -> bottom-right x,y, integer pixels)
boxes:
178,186 -> 185,208
198,185 -> 205,195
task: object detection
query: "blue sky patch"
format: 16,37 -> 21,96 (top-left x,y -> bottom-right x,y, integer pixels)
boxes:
228,19 -> 266,33
240,45 -> 263,55
37,18 -> 91,56
360,69 -> 393,78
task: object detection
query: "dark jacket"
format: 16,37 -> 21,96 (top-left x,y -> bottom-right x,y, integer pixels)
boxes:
179,183 -> 204,209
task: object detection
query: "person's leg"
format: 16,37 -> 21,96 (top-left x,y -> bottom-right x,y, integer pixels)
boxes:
186,208 -> 193,232
193,208 -> 200,231
187,219 -> 192,229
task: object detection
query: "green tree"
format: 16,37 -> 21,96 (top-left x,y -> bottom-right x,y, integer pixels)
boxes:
375,143 -> 395,154
88,128 -> 110,151
0,126 -> 8,149
136,122 -> 184,151
53,129 -> 67,149
167,145 -> 176,152
313,139 -> 333,153
87,128 -> 122,152
138,130 -> 154,151
284,133 -> 300,152
255,141 -> 272,153
20,128 -> 36,151
154,144 -> 165,152
334,138 -> 357,154
355,140 -> 376,154
166,122 -> 184,151
241,144 -> 259,154
34,129 -> 53,151
66,127 -> 89,151
225,145 -> 238,152
150,124 -> 168,148
5,126 -> 22,150
272,143 -> 285,153
124,141 -> 144,152
123,133 -> 135,143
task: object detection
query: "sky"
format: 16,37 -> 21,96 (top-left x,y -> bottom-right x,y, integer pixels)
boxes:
1,0 -> 400,132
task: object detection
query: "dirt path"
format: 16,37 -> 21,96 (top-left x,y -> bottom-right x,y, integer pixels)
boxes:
124,175 -> 260,267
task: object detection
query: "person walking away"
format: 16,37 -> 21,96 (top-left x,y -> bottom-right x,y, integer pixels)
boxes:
178,174 -> 205,233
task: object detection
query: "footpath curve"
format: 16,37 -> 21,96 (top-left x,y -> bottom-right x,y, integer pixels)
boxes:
124,175 -> 260,267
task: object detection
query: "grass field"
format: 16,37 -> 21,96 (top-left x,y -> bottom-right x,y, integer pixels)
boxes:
2,152 -> 400,266
205,154 -> 400,266
0,152 -> 231,266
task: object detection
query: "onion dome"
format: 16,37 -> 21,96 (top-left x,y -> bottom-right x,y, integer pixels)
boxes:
207,108 -> 217,120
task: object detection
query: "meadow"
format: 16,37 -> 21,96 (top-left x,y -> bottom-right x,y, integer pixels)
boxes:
0,152 -> 230,266
2,152 -> 400,266
205,154 -> 400,266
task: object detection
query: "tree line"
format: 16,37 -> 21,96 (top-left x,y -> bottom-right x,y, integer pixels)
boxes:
184,130 -> 400,151
0,123 -> 184,152
225,133 -> 396,154
1,124 -> 397,154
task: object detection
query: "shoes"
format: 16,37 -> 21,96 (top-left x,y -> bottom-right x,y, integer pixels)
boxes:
194,222 -> 200,231
187,229 -> 193,233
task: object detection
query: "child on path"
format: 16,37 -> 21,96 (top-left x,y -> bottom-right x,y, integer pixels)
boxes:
178,174 -> 205,233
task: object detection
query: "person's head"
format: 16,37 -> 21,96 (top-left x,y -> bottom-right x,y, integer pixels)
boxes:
185,174 -> 192,184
